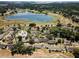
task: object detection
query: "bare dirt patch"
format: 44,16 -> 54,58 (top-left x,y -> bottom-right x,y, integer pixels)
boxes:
0,49 -> 74,58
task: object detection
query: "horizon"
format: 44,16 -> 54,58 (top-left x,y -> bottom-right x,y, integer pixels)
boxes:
0,1 -> 79,3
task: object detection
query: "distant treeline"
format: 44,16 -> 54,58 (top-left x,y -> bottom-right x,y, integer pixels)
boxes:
0,2 -> 79,18
0,2 -> 79,10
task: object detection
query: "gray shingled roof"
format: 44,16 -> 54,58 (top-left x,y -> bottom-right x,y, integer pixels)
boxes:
47,40 -> 56,44
39,37 -> 49,42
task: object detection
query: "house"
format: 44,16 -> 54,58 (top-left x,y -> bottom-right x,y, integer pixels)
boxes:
48,45 -> 66,53
32,43 -> 42,49
6,44 -> 14,50
3,31 -> 14,44
47,40 -> 56,45
0,44 -> 7,49
24,43 -> 31,48
32,43 -> 50,49
66,46 -> 74,52
39,36 -> 49,43
64,40 -> 71,46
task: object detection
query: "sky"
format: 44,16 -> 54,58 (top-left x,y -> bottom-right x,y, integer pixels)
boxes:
0,0 -> 79,2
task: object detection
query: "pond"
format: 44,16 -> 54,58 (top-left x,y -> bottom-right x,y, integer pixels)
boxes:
6,12 -> 55,22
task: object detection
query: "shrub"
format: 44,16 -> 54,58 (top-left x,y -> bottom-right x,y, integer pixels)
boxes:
73,48 -> 79,58
29,23 -> 36,27
11,41 -> 35,56
0,28 -> 4,34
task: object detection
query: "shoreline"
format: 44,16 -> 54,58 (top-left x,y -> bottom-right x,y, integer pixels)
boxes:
0,12 -> 57,28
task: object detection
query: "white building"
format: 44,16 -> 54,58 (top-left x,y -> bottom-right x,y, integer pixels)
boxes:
16,30 -> 28,42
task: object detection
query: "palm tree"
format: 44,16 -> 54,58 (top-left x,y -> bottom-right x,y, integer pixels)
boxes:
11,41 -> 24,55
11,41 -> 35,56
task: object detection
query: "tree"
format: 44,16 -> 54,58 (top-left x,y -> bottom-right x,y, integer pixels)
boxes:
73,48 -> 79,58
75,32 -> 79,41
29,39 -> 35,44
0,7 -> 7,16
29,23 -> 36,27
56,20 -> 62,27
67,23 -> 72,27
58,39 -> 61,43
75,26 -> 79,32
17,24 -> 21,29
0,28 -> 4,34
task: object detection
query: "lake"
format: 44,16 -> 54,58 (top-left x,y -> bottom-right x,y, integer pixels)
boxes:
6,12 -> 54,22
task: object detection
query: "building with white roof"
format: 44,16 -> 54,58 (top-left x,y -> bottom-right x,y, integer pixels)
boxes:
16,30 -> 28,42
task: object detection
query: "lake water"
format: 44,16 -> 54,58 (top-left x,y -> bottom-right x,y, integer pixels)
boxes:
6,12 -> 54,22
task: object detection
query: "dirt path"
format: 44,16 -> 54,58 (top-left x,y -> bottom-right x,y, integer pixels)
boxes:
0,49 -> 11,58
0,49 -> 74,58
